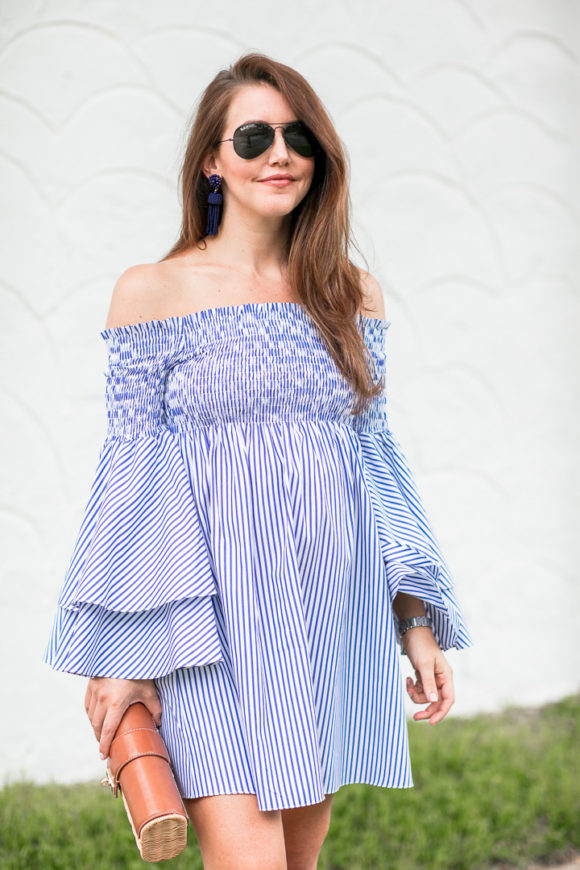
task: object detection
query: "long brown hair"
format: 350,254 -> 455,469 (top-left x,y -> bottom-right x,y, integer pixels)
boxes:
160,51 -> 384,414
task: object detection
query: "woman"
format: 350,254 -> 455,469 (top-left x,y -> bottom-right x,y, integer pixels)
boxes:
44,51 -> 473,869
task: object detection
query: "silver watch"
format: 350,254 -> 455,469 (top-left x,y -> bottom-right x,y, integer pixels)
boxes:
397,615 -> 432,636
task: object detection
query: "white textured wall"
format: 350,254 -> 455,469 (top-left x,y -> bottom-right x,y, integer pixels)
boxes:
1,0 -> 578,787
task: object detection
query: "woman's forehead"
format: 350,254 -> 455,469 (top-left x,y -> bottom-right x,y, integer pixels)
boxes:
226,84 -> 295,125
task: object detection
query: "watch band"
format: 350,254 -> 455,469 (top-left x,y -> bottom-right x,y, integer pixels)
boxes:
397,615 -> 432,636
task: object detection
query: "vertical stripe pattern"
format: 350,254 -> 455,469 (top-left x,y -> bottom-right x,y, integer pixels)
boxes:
44,301 -> 473,811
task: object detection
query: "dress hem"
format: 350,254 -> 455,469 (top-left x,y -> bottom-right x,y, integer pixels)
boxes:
178,776 -> 415,812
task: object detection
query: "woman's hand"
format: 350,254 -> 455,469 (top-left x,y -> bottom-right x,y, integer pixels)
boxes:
84,677 -> 163,760
401,627 -> 454,724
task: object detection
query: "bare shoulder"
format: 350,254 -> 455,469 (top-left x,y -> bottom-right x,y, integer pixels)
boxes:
356,268 -> 386,320
104,262 -> 172,329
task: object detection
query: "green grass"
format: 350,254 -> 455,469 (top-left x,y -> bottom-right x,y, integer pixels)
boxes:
1,694 -> 578,869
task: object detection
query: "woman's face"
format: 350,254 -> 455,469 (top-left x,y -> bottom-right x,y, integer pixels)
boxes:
205,83 -> 316,225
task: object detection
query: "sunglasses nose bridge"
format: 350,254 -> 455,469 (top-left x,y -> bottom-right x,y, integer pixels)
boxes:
268,124 -> 291,157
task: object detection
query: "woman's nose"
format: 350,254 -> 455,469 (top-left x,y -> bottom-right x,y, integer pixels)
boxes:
269,127 -> 290,160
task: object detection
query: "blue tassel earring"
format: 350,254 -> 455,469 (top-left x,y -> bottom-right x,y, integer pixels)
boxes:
206,173 -> 223,236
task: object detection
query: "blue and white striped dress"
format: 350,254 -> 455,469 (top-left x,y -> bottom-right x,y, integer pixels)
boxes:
44,301 -> 473,811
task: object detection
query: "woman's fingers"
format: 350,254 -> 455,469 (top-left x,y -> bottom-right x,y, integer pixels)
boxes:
85,679 -> 101,723
411,674 -> 454,723
144,693 -> 163,728
84,680 -> 92,714
405,653 -> 455,724
428,681 -> 454,724
406,674 -> 434,706
99,702 -> 127,760
83,678 -> 164,759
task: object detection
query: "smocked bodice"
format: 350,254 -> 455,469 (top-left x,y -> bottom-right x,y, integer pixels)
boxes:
100,301 -> 391,437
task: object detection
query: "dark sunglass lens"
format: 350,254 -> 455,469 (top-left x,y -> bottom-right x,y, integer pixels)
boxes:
233,123 -> 273,158
284,122 -> 316,157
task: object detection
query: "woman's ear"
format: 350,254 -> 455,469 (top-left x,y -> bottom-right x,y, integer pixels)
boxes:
202,152 -> 219,180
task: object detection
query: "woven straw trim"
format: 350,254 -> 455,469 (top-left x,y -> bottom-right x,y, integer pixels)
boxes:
120,789 -> 188,863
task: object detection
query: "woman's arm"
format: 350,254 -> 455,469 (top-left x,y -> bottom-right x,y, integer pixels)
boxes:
392,591 -> 427,620
85,267 -> 168,761
392,591 -> 456,725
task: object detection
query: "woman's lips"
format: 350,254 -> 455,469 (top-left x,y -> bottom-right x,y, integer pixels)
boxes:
260,178 -> 294,186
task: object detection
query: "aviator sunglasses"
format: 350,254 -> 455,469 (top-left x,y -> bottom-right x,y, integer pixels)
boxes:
217,120 -> 319,159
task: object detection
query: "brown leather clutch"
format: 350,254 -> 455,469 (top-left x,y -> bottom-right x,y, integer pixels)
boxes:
101,702 -> 189,862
